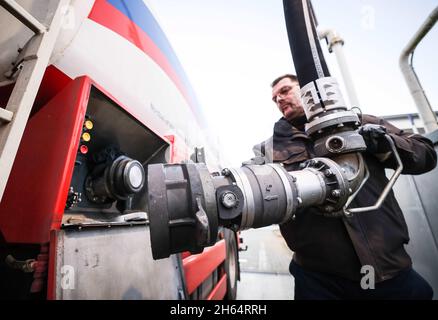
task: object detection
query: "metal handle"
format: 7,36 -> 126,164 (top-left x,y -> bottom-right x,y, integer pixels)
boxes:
343,134 -> 403,216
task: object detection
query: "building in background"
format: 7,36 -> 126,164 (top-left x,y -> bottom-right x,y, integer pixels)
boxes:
383,111 -> 438,134
380,111 -> 438,299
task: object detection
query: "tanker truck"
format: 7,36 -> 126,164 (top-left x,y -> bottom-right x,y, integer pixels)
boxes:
0,0 -> 239,300
1,0 -> 437,300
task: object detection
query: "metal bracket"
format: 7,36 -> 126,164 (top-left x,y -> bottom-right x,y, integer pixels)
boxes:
5,254 -> 36,273
0,108 -> 13,123
5,36 -> 40,79
195,197 -> 210,246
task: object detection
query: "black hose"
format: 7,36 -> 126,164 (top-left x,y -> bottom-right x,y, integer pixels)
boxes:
283,0 -> 330,87
309,0 -> 319,26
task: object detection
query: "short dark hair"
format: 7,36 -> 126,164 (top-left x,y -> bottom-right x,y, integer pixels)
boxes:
271,74 -> 298,88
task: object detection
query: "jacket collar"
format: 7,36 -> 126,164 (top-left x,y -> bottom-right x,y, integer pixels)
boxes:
273,117 -> 309,140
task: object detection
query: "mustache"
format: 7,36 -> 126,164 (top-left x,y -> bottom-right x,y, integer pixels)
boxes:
280,103 -> 293,110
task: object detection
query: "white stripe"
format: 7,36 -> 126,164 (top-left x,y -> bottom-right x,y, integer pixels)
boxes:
53,18 -> 222,168
302,0 -> 325,78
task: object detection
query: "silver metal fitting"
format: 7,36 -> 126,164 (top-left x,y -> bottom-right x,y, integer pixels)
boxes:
300,77 -> 347,122
220,191 -> 239,208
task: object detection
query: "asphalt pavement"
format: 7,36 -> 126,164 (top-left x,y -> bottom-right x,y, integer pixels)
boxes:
236,225 -> 295,300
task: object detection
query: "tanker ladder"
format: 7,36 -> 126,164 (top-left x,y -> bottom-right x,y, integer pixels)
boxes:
0,0 -> 70,201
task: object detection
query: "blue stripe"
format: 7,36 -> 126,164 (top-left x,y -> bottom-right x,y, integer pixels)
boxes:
106,0 -> 205,125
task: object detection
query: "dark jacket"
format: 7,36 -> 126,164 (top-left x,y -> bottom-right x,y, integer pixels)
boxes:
257,114 -> 437,282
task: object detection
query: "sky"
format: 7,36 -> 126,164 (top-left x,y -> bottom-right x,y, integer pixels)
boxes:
146,0 -> 438,167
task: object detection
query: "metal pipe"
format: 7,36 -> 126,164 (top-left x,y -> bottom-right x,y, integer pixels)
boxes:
318,28 -> 361,109
291,169 -> 326,208
399,6 -> 438,133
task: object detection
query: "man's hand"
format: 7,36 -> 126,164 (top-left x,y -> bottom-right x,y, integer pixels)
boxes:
358,124 -> 391,154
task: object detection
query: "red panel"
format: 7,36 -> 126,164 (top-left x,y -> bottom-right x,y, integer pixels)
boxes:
183,239 -> 226,295
0,77 -> 92,243
164,135 -> 175,163
181,251 -> 191,260
207,274 -> 227,300
1,66 -> 71,116
31,66 -> 72,116
47,230 -> 58,300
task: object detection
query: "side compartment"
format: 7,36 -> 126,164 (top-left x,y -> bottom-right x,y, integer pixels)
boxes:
51,226 -> 185,300
0,73 -> 235,300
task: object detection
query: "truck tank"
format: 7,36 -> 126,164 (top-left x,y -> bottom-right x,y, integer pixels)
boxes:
0,0 -> 221,169
0,0 -> 237,300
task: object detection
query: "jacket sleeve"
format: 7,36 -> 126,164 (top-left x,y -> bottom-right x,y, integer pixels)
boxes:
252,137 -> 274,163
362,114 -> 437,174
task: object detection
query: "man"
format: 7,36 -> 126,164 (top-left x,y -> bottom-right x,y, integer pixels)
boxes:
254,74 -> 437,300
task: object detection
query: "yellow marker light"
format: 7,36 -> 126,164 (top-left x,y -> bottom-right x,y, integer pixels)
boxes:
84,120 -> 93,130
82,132 -> 91,142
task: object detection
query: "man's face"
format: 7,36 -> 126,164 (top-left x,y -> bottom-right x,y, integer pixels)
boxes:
271,77 -> 305,122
